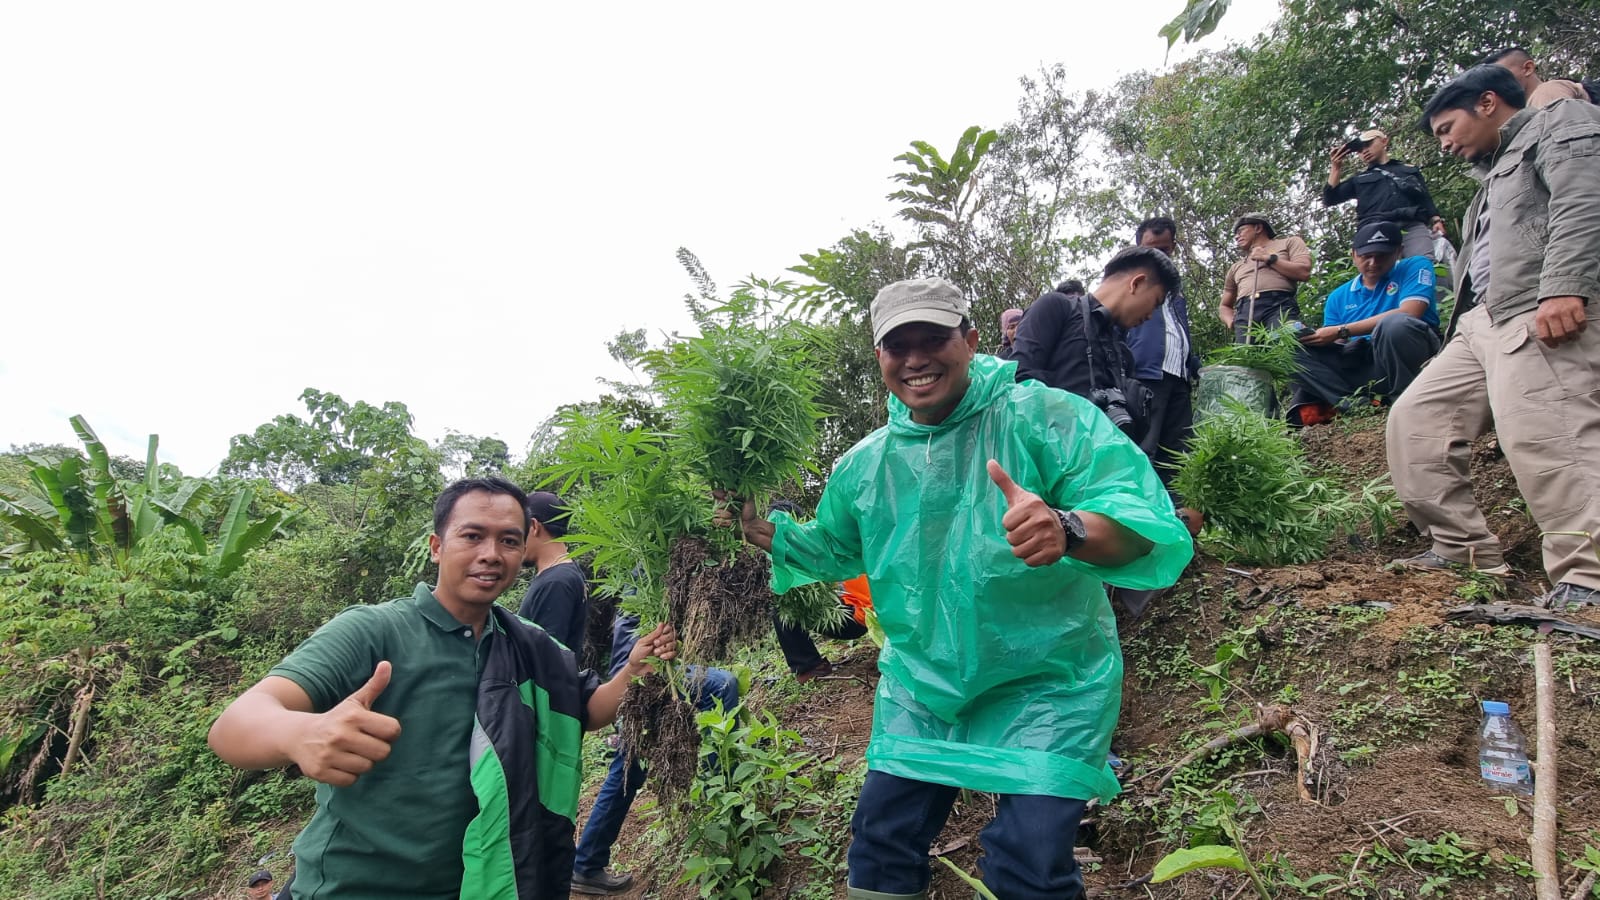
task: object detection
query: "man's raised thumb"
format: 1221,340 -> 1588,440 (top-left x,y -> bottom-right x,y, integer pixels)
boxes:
986,459 -> 1025,505
346,660 -> 392,709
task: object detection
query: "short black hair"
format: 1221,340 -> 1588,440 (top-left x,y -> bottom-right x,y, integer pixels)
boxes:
1135,216 -> 1178,243
1055,279 -> 1086,295
1479,46 -> 1529,66
433,477 -> 530,536
1419,65 -> 1526,134
1102,246 -> 1181,296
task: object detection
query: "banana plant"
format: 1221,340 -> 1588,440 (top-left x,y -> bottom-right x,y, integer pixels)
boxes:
0,415 -> 288,574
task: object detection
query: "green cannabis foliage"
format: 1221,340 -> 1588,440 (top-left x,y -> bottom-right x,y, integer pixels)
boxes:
538,407 -> 707,623
1172,401 -> 1388,565
646,312 -> 825,504
1204,324 -> 1303,382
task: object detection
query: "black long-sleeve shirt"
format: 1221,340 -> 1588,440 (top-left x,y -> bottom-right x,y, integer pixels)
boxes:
1010,291 -> 1131,399
1322,160 -> 1442,227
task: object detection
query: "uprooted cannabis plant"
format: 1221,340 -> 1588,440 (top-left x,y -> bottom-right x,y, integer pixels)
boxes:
1171,400 -> 1396,565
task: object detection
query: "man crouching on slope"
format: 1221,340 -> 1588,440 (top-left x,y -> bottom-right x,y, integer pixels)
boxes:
208,477 -> 677,900
737,257 -> 1193,900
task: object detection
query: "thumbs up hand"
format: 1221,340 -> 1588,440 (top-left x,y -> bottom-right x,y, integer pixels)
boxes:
987,459 -> 1068,567
291,661 -> 403,787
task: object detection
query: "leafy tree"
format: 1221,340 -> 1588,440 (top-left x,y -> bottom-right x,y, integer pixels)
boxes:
435,432 -> 510,480
222,388 -> 434,489
788,228 -> 924,487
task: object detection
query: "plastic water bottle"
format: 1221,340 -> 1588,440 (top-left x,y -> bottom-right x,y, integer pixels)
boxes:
1478,700 -> 1533,795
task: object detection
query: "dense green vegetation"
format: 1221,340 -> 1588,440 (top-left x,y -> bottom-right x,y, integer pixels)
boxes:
2,2 -> 1597,896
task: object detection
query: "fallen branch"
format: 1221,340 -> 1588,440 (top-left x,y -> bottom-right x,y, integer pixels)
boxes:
1533,643 -> 1559,900
1153,704 -> 1318,798
60,684 -> 96,779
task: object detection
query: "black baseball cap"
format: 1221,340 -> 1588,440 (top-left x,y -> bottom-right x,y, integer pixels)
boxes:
1352,221 -> 1402,255
524,491 -> 572,538
247,871 -> 273,887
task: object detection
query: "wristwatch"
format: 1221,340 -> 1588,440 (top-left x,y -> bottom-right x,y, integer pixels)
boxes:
1337,325 -> 1351,340
1266,253 -> 1279,266
1054,509 -> 1087,553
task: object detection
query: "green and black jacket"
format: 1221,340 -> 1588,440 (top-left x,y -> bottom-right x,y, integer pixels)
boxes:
462,605 -> 598,899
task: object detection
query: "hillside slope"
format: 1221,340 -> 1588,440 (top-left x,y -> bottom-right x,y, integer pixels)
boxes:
581,414 -> 1600,899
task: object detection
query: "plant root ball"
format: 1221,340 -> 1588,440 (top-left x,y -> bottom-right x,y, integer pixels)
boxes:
617,669 -> 704,801
666,536 -> 773,663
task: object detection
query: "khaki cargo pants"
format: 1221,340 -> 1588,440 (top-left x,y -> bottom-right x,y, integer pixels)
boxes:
1387,303 -> 1600,589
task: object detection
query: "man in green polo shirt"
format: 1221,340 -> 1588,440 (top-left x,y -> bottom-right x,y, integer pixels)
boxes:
208,477 -> 677,899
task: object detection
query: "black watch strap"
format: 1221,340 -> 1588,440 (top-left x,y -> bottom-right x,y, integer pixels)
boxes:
1054,509 -> 1087,553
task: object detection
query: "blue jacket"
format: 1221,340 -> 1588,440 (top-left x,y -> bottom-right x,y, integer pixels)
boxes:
1124,288 -> 1201,381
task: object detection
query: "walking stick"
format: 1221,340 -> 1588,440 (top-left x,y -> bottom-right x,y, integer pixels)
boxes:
1245,259 -> 1262,345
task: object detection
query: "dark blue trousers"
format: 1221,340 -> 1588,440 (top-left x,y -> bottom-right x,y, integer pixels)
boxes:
846,770 -> 1087,900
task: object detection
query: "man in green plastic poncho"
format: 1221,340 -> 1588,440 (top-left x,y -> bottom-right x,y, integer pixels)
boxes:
738,250 -> 1193,900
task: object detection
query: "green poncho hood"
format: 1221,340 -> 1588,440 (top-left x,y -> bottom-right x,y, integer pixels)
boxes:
770,353 -> 1192,800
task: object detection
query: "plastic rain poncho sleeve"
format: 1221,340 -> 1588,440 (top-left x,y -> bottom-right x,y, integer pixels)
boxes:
768,353 -> 1192,801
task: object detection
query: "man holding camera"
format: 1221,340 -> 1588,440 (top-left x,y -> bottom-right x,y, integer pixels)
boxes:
1324,129 -> 1447,260
1286,222 -> 1440,425
1218,213 -> 1314,343
1011,247 -> 1176,442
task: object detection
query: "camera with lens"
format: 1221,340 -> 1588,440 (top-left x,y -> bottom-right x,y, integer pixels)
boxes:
1343,136 -> 1371,155
1090,387 -> 1137,435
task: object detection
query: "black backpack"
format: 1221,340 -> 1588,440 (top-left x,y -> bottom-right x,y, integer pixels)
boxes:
1584,79 -> 1600,105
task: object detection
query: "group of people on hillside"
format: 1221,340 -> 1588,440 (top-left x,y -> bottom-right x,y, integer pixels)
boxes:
207,51 -> 1597,900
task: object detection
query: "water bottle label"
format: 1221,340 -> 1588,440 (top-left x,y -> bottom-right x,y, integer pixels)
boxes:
1481,762 -> 1529,784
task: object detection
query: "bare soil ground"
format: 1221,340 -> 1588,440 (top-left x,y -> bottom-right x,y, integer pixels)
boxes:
580,416 -> 1600,898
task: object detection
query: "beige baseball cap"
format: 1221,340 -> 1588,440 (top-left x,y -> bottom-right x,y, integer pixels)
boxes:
870,277 -> 970,345
1359,128 -> 1388,142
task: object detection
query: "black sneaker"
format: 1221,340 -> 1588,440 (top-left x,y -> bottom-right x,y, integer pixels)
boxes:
794,660 -> 833,684
1390,549 -> 1510,578
1534,582 -> 1600,612
571,868 -> 634,895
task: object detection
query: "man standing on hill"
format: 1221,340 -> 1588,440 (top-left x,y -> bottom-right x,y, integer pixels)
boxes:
1286,221 -> 1440,424
1124,217 -> 1201,486
1388,65 -> 1600,611
1323,128 -> 1448,259
737,267 -> 1193,899
1218,213 -> 1314,342
207,477 -> 678,899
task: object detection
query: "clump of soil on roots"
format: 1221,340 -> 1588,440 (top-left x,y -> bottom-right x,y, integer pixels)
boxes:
666,535 -> 773,662
617,667 -> 705,801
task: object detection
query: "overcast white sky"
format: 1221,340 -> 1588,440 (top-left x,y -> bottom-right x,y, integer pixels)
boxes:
1,1 -> 1276,475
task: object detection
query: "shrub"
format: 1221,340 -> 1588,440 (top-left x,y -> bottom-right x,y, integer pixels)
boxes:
1172,402 -> 1389,564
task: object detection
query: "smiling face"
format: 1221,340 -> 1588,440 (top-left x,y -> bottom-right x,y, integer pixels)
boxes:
875,322 -> 980,425
428,490 -> 527,626
1430,97 -> 1504,163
